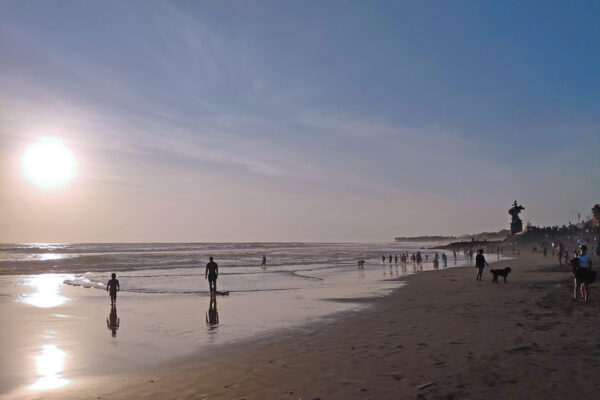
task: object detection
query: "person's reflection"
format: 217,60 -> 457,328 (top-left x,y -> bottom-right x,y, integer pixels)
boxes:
107,304 -> 120,337
206,295 -> 219,330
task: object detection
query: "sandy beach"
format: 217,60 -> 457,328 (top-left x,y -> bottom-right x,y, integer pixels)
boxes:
3,2 -> 598,398
8,250 -> 597,400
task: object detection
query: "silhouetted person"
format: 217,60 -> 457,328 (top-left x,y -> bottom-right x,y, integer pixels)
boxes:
261,254 -> 267,269
388,254 -> 393,264
574,245 -> 592,302
107,304 -> 120,337
475,249 -> 489,281
205,256 -> 218,294
557,242 -> 564,266
394,255 -> 398,264
106,273 -> 120,305
442,253 -> 447,267
206,295 -> 219,328
382,255 -> 386,264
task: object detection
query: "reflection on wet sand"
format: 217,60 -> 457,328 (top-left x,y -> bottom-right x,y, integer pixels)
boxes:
206,296 -> 219,330
22,274 -> 68,308
29,344 -> 69,391
107,305 -> 120,337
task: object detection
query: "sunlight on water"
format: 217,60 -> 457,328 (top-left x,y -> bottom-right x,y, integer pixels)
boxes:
29,344 -> 69,390
36,253 -> 65,261
22,274 -> 69,308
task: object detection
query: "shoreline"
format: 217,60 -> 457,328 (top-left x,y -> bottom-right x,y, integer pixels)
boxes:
13,251 -> 596,399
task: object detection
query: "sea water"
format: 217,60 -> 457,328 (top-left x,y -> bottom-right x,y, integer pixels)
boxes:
0,242 -> 478,396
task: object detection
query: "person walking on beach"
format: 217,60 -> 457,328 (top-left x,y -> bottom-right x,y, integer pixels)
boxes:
205,257 -> 219,294
382,255 -> 386,264
475,249 -> 489,281
106,273 -> 120,305
261,254 -> 267,269
573,245 -> 593,302
433,253 -> 439,269
394,254 -> 398,264
557,242 -> 564,266
442,252 -> 448,267
416,251 -> 422,266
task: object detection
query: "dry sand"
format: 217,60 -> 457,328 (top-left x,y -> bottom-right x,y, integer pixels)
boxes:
31,252 -> 600,399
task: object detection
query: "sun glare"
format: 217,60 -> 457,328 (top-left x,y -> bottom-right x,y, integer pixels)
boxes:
29,344 -> 69,391
22,138 -> 77,187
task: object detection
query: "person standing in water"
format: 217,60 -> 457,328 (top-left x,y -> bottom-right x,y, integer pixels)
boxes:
106,273 -> 120,305
205,256 -> 219,294
475,249 -> 489,281
261,254 -> 267,269
442,252 -> 448,267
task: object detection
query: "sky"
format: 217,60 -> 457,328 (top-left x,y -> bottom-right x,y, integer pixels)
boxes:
0,0 -> 599,242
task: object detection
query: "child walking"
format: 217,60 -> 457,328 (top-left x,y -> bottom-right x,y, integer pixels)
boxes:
107,273 -> 120,305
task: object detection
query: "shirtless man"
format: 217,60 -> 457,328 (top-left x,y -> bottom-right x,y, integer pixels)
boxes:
205,256 -> 219,294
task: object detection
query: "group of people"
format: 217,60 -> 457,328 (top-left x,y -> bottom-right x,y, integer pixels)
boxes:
518,239 -> 597,302
380,251 -> 450,269
104,239 -> 598,307
544,240 -> 597,302
572,244 -> 593,302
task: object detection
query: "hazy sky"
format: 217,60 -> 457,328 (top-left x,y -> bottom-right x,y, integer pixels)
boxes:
1,1 -> 599,242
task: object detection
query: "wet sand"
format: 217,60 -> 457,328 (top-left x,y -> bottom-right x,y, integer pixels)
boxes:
7,252 -> 599,399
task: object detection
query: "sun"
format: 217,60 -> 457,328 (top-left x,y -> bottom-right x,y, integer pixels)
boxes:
22,138 -> 77,187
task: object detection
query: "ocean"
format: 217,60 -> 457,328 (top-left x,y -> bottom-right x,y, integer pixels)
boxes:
0,242 -> 479,396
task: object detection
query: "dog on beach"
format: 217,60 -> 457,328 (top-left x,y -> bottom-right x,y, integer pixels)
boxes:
490,267 -> 512,283
357,260 -> 365,269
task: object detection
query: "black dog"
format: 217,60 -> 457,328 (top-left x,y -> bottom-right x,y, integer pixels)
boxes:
490,267 -> 512,283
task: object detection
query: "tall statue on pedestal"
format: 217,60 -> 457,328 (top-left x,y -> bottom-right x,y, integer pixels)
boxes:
509,200 -> 525,236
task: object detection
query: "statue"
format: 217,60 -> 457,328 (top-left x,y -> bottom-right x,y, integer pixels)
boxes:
508,201 -> 525,236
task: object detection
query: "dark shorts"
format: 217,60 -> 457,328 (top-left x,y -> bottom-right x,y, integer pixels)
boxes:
208,274 -> 217,282
575,267 -> 589,282
109,290 -> 117,297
